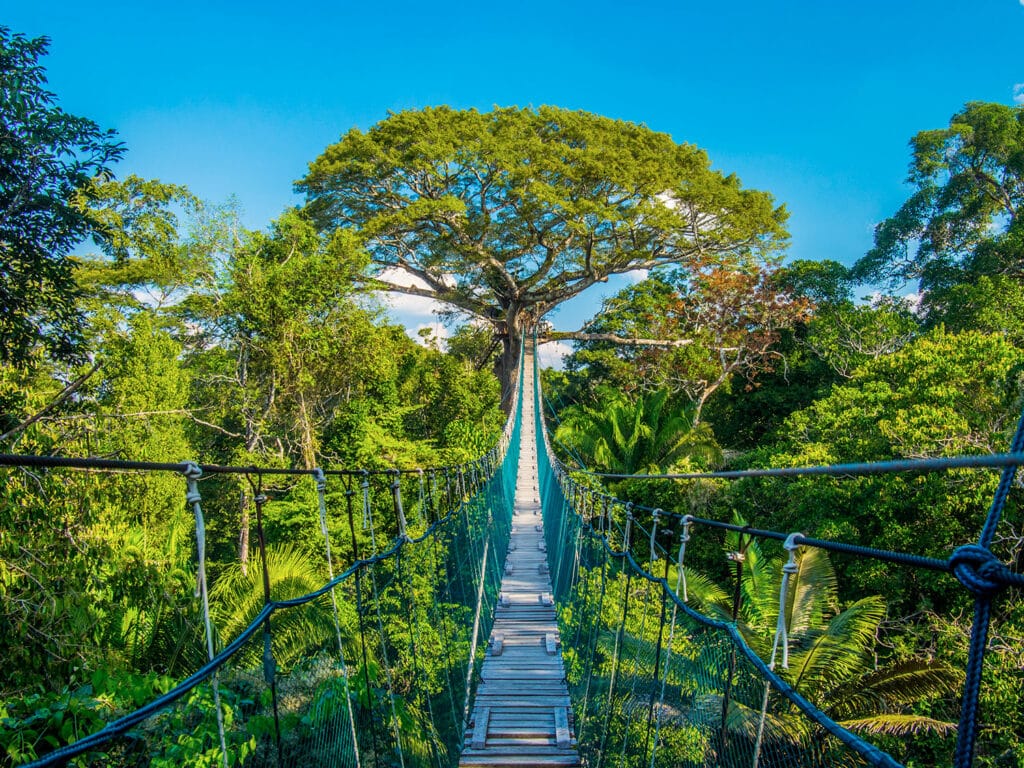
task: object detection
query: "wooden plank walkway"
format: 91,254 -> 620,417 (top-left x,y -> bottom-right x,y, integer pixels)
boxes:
460,355 -> 579,767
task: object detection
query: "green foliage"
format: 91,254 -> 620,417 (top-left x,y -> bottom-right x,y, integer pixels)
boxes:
211,544 -> 339,668
804,298 -> 920,379
690,531 -> 960,757
554,266 -> 809,429
0,669 -> 176,766
743,328 -> 1023,610
555,387 -> 722,476
852,101 -> 1024,297
0,26 -> 124,366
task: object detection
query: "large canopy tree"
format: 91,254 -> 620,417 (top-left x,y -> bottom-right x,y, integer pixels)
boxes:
299,106 -> 788,402
851,101 -> 1024,296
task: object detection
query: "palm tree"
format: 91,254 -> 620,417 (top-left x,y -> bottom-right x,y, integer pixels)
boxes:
684,526 -> 960,746
555,388 -> 722,475
211,543 -> 344,670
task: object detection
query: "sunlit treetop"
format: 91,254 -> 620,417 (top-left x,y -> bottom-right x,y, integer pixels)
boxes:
299,105 -> 788,399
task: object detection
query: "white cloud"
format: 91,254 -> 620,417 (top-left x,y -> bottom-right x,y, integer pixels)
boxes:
1014,83 -> 1024,104
537,340 -> 572,370
623,268 -> 649,284
374,266 -> 452,336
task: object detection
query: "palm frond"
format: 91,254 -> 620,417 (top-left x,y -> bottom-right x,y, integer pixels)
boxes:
833,659 -> 962,712
785,547 -> 838,637
786,597 -> 886,696
839,713 -> 957,737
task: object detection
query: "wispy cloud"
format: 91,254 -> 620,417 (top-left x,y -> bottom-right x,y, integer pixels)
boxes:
1014,83 -> 1024,104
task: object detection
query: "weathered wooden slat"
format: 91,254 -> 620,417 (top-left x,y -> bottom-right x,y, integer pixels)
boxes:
554,708 -> 570,749
471,707 -> 491,749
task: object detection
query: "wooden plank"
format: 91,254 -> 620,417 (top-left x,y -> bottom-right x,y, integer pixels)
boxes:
489,633 -> 504,656
460,354 -> 578,767
472,707 -> 491,749
554,708 -> 570,749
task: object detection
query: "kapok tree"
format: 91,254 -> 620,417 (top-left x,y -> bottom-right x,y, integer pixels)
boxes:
299,106 -> 788,405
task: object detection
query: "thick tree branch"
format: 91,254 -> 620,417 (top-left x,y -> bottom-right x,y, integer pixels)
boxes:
362,276 -> 491,321
542,331 -> 696,348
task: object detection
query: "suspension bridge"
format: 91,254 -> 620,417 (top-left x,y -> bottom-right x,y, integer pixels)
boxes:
2,341 -> 1023,768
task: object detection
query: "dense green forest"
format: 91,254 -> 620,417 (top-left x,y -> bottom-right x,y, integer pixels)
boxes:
2,24 -> 1023,767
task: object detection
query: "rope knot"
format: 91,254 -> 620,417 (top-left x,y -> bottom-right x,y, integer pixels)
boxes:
680,514 -> 693,544
183,462 -> 202,505
950,544 -> 1023,598
650,508 -> 662,562
781,532 -> 803,576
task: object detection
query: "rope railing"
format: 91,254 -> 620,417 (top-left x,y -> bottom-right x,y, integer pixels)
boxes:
5,353 -> 527,768
532,341 -> 1024,768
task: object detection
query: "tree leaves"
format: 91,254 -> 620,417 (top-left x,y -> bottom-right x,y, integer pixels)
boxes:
0,26 -> 124,366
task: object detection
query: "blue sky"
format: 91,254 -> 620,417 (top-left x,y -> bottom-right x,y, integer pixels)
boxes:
8,1 -> 1024,350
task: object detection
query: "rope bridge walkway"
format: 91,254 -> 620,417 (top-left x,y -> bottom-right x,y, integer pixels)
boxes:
1,341 -> 1022,767
460,352 -> 578,767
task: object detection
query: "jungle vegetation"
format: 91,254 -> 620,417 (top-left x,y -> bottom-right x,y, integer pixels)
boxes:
2,24 -> 1022,766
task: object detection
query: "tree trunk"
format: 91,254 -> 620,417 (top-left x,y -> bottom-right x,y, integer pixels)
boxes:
494,309 -> 528,413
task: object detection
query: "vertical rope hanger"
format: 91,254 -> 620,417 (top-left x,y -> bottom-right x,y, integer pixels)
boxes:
649,519 -> 692,768
312,469 -> 362,768
753,532 -> 803,768
183,463 -> 229,768
642,513 -> 672,768
345,472 -> 380,760
719,531 -> 751,764
596,502 -> 635,768
250,475 -> 283,766
363,474 -> 405,768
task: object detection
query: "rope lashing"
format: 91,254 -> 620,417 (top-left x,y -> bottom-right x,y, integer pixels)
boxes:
678,515 -> 693,602
182,462 -> 229,768
624,502 -> 634,550
313,468 -> 330,542
771,533 -> 803,670
950,544 -> 1024,598
389,469 -> 410,541
184,464 -> 206,600
649,508 -> 663,562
